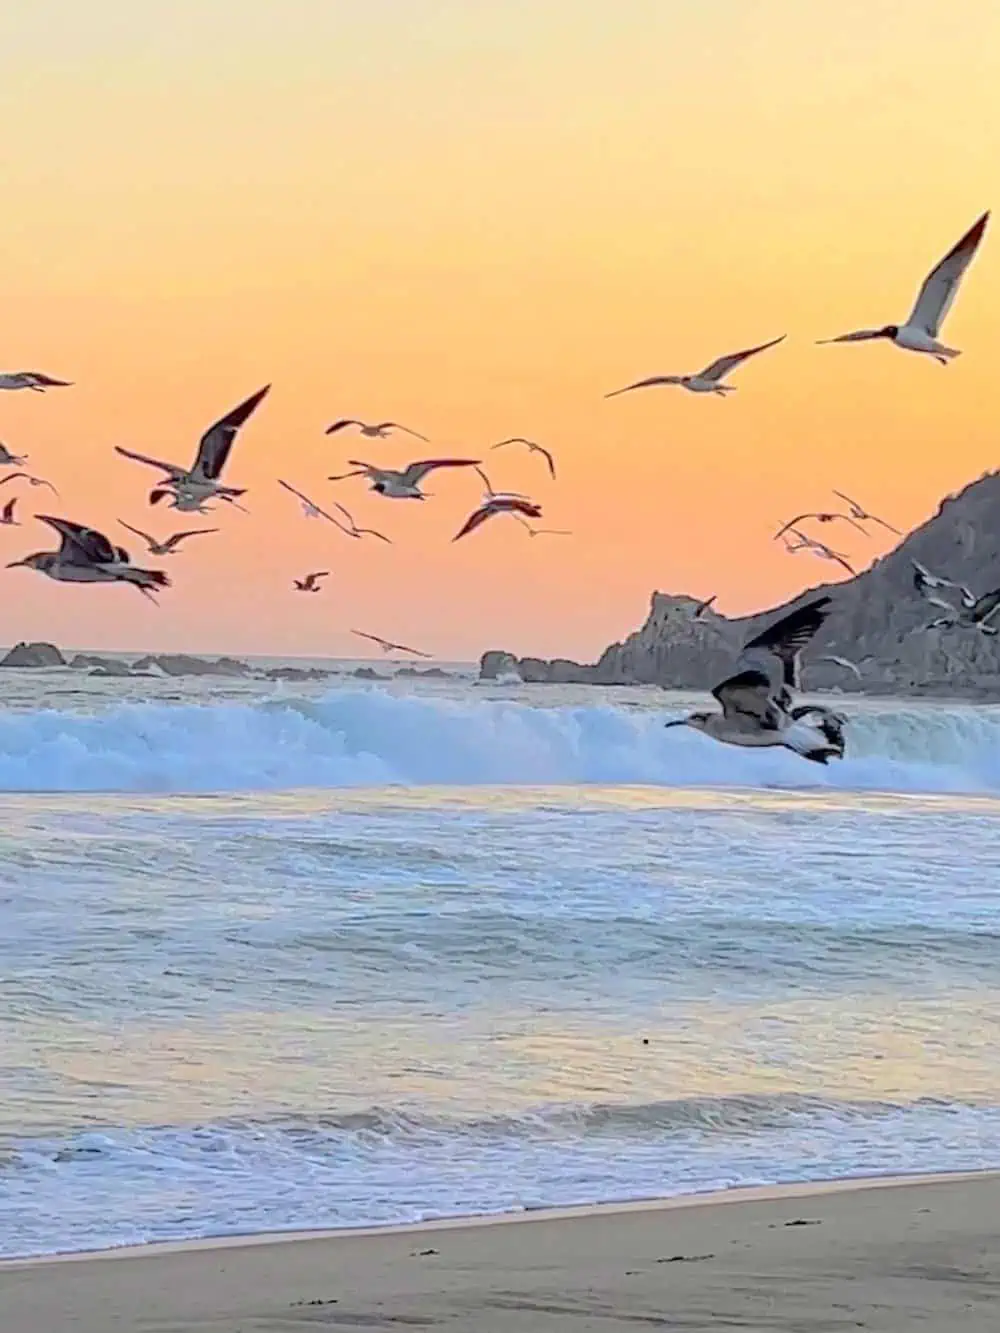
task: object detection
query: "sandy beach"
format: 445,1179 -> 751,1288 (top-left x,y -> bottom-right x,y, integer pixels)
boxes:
3,1173 -> 999,1332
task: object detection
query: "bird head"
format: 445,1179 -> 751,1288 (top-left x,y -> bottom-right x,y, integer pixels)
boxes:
372,481 -> 387,494
879,325 -> 899,338
664,713 -> 708,732
7,552 -> 50,572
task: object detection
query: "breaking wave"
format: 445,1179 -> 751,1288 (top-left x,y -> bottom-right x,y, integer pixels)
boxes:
0,689 -> 998,794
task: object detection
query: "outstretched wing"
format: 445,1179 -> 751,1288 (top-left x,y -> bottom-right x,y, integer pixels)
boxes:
325,419 -> 363,435
115,446 -> 186,480
118,519 -> 154,546
194,385 -> 270,480
277,479 -> 359,537
604,375 -> 682,398
974,588 -> 1000,625
452,504 -> 496,542
908,211 -> 989,337
699,335 -> 786,381
712,668 -> 783,730
36,515 -> 118,565
774,514 -> 821,540
378,422 -> 428,441
742,596 -> 832,689
401,458 -> 480,486
21,372 -> 72,387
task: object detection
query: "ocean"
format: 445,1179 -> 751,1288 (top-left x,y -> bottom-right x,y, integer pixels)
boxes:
2,663 -> 1000,1259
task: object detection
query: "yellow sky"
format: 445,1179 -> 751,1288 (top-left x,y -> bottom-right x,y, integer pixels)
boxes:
1,0 -> 998,659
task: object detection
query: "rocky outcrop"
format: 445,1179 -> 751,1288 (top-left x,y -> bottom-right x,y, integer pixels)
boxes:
69,653 -> 116,671
479,471 -> 1000,697
130,653 -> 252,677
264,666 -> 332,681
0,641 -> 66,668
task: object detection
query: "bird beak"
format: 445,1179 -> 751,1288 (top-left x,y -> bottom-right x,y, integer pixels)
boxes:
6,559 -> 26,568
663,719 -> 687,729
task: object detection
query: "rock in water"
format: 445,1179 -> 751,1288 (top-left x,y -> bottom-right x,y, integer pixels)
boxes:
0,641 -> 66,668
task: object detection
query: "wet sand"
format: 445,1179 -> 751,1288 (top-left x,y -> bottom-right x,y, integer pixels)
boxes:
3,1173 -> 999,1331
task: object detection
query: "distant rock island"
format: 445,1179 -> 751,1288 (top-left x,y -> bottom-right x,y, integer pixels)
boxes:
0,643 -> 452,682
480,470 -> 1000,698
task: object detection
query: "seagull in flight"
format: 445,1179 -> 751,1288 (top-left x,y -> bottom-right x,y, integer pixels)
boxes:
490,438 -> 557,479
774,512 -> 868,540
0,371 -> 72,393
277,479 -> 391,542
924,580 -> 1000,635
117,521 -> 219,556
0,471 -> 59,496
663,597 -> 846,763
7,516 -> 170,600
605,335 -> 786,398
0,498 -> 19,526
815,653 -> 863,680
785,529 -> 857,576
351,629 -> 432,659
294,571 -> 329,593
832,490 -> 902,536
329,458 -> 480,500
453,495 -> 543,542
325,419 -> 428,441
0,443 -> 27,466
116,385 -> 270,510
818,211 -> 989,364
912,559 -> 956,599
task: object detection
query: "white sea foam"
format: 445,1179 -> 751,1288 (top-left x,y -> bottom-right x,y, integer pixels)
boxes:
0,688 -> 998,793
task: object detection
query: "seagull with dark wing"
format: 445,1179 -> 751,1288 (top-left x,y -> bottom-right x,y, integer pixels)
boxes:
0,498 -> 19,526
294,571 -> 329,593
605,335 -> 786,398
329,458 -> 480,500
663,597 -> 845,763
818,211 -> 989,363
352,629 -> 432,658
118,520 -> 219,556
325,419 -> 428,441
774,511 -> 868,541
782,528 -> 857,577
0,471 -> 59,496
0,443 -> 27,466
0,371 -> 72,392
490,438 -> 557,479
277,479 -> 391,542
116,385 -> 270,511
453,495 -> 543,542
925,581 -> 1000,636
832,490 -> 902,536
7,516 -> 170,599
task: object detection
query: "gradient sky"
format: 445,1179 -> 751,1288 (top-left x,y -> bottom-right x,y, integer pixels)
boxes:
1,0 -> 998,659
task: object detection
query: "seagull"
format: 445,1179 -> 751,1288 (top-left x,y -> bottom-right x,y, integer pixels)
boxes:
352,629 -> 432,658
0,371 -> 72,392
277,478 -> 386,540
605,335 -> 786,398
0,444 -> 27,466
474,466 -> 532,503
818,211 -> 989,364
784,528 -> 857,576
774,512 -> 868,540
7,517 -> 169,600
118,520 -> 219,556
663,597 -> 845,763
116,385 -> 270,509
325,420 -> 428,441
925,582 -> 1000,635
294,571 -> 329,593
692,594 -> 717,619
815,654 -> 863,680
832,490 -> 902,536
0,471 -> 59,496
0,498 -> 19,526
329,458 -> 480,500
453,495 -> 543,542
912,558 -> 956,598
490,438 -> 557,479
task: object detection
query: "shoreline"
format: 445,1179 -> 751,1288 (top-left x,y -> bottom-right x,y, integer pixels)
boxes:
3,1166 -> 997,1270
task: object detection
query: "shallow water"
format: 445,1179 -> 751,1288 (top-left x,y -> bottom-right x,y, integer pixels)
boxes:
2,668 -> 999,1258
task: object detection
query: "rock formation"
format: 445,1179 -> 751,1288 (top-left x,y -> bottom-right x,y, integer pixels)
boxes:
479,470 -> 1000,697
0,642 -> 66,668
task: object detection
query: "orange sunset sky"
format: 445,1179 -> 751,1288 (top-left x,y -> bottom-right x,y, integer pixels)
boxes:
1,0 -> 998,660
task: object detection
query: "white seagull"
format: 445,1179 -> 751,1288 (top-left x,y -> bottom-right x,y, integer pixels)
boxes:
925,582 -> 1000,636
352,629 -> 432,659
783,528 -> 857,576
774,511 -> 868,540
815,653 -> 863,680
277,478 -> 390,542
7,516 -> 170,599
118,521 -> 219,556
0,471 -> 59,496
912,558 -> 956,599
818,211 -> 989,364
294,571 -> 329,593
605,335 -> 786,398
453,495 -> 543,542
832,490 -> 902,536
0,443 -> 27,466
0,371 -> 72,393
329,458 -> 480,500
663,597 -> 846,764
115,385 -> 270,510
490,438 -> 557,479
325,419 -> 428,441
0,498 -> 19,526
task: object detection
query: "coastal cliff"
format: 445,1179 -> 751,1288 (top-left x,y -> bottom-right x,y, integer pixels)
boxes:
480,470 -> 1000,696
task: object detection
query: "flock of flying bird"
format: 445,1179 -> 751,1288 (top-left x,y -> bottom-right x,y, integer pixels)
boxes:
0,207 -> 995,734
